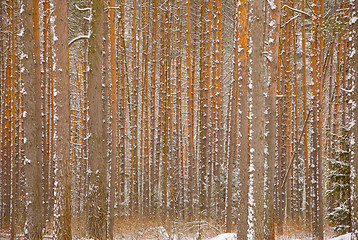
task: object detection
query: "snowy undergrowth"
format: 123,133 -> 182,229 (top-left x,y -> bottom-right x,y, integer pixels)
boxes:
114,218 -> 223,240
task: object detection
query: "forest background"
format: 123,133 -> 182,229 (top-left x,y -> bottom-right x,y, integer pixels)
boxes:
0,0 -> 358,239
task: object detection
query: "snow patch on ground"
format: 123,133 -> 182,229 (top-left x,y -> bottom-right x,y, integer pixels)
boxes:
208,233 -> 236,240
330,233 -> 351,240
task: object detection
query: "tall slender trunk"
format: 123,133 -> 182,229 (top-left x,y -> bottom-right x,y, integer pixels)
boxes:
212,0 -> 224,221
2,0 -> 12,230
233,0 -> 249,237
282,0 -> 294,221
108,0 -> 118,237
130,0 -> 139,215
186,0 -> 195,220
87,0 -> 107,238
142,0 -> 150,217
310,0 -> 324,237
53,0 -> 71,238
41,0 -> 50,227
317,0 -> 325,238
150,0 -> 158,215
205,0 -> 213,219
118,0 -> 126,205
292,21 -> 300,220
199,0 -> 208,219
23,0 -> 43,238
301,0 -> 311,230
251,0 -> 266,238
174,0 -> 183,218
265,0 -> 281,237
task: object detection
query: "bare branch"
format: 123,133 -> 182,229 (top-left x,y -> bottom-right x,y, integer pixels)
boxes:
282,4 -> 311,17
68,35 -> 89,47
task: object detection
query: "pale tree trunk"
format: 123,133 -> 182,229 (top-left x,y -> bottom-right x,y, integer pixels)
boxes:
212,0 -> 224,220
251,0 -> 266,238
292,23 -> 300,220
22,0 -> 43,238
130,0 -> 139,215
160,0 -> 170,218
42,0 -> 50,227
142,0 -> 150,217
265,0 -> 281,237
53,0 -> 71,238
48,14 -> 55,222
227,0 -> 238,232
232,0 -> 249,237
276,53 -> 284,235
301,0 -> 311,230
8,0 -> 16,236
150,0 -> 158,215
118,0 -> 126,205
317,0 -> 324,238
2,1 -> 12,230
281,0 -> 294,221
174,0 -> 183,218
108,0 -> 117,237
87,0 -> 107,238
199,0 -> 208,220
205,0 -> 213,219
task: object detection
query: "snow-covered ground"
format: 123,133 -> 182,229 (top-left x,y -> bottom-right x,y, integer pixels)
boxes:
0,229 -> 351,240
330,233 -> 352,240
206,232 -> 352,240
207,233 -> 236,240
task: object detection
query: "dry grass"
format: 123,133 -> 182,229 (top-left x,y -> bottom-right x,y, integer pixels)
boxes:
276,218 -> 335,240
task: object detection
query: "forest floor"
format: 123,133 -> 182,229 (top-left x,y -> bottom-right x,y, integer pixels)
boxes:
0,230 -> 350,239
109,217 -> 340,240
0,218 -> 347,240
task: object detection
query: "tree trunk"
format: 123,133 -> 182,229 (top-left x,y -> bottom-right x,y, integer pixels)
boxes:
53,0 -> 71,238
301,0 -> 311,230
22,0 -> 43,238
251,0 -> 266,238
130,0 -> 139,215
142,0 -> 150,217
186,0 -> 195,220
118,0 -> 126,205
212,0 -> 224,221
150,0 -> 158,215
108,0 -> 118,237
265,0 -> 281,237
87,0 -> 107,238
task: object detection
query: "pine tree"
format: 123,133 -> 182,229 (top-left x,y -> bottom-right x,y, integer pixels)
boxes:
53,0 -> 71,238
22,0 -> 43,238
251,0 -> 266,238
87,0 -> 107,238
